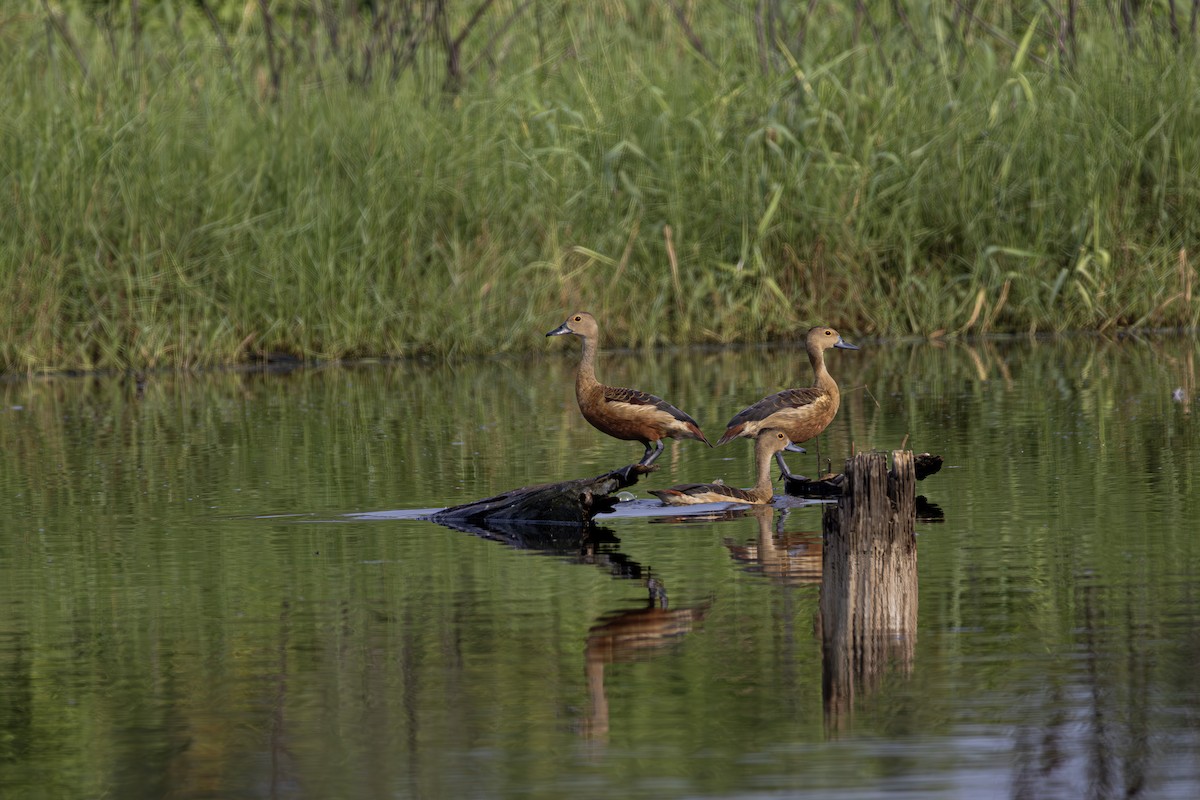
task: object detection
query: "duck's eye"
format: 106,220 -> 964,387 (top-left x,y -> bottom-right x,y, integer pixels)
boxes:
825,329 -> 834,336
574,315 -> 582,322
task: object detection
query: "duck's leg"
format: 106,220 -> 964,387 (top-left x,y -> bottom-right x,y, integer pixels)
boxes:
639,439 -> 666,467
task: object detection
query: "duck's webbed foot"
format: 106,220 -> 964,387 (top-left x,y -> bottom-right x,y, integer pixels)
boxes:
614,463 -> 655,485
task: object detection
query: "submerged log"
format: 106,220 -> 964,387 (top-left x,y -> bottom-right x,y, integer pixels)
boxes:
785,451 -> 943,497
820,450 -> 919,733
430,463 -> 653,527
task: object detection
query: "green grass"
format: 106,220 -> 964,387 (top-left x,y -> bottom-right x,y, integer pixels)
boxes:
2,1 -> 1200,372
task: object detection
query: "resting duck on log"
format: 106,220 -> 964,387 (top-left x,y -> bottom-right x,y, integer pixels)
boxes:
650,429 -> 801,506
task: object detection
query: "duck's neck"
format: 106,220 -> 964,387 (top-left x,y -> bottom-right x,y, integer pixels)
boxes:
575,335 -> 601,399
752,440 -> 777,495
808,345 -> 839,400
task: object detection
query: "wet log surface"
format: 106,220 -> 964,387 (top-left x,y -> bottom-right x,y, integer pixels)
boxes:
429,463 -> 653,527
426,466 -> 668,606
820,450 -> 920,732
427,451 -> 943,529
785,452 -> 943,497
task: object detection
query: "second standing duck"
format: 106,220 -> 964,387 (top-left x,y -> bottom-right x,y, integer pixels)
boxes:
547,312 -> 712,467
716,325 -> 859,480
650,429 -> 802,506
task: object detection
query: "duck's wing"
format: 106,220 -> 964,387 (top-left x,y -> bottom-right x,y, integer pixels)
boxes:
604,385 -> 704,429
718,388 -> 824,443
651,482 -> 711,496
651,483 -> 762,505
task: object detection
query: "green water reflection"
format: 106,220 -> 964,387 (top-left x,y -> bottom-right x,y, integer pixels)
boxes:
1,333 -> 1198,798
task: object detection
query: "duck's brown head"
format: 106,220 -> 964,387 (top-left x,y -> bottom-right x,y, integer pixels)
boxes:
805,326 -> 859,352
546,312 -> 600,340
757,428 -> 806,455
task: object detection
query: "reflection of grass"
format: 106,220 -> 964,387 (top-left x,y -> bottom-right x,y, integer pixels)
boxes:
3,333 -> 1193,515
3,5 -> 1200,372
1,335 -> 1198,795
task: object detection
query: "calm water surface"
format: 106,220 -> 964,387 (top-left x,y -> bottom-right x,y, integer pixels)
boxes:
1,334 -> 1199,799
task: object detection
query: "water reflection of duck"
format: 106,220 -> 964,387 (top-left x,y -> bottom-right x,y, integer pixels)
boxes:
717,326 -> 859,480
584,600 -> 710,740
547,312 -> 711,467
723,506 -> 823,585
650,429 -> 801,506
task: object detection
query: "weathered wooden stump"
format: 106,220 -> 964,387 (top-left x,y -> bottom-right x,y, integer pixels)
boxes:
819,450 -> 919,733
429,463 -> 652,527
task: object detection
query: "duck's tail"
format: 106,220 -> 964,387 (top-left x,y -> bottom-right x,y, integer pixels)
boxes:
715,423 -> 746,447
679,421 -> 712,447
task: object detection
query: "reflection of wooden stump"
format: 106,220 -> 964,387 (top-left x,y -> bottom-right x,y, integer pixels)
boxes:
820,450 -> 918,733
431,464 -> 652,526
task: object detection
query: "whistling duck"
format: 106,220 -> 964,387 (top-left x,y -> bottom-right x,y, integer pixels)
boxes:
547,312 -> 711,466
716,326 -> 859,480
650,429 -> 801,506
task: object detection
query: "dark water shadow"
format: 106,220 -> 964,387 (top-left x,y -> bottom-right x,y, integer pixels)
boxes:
428,514 -> 659,591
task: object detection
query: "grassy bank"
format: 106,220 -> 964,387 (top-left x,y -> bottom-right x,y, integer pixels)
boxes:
2,1 -> 1200,372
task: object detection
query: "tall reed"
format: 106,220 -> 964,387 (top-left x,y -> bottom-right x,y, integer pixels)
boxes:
2,1 -> 1199,372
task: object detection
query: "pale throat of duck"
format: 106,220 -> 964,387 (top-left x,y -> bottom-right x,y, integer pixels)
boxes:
753,442 -> 776,491
809,347 -> 838,394
574,334 -> 601,393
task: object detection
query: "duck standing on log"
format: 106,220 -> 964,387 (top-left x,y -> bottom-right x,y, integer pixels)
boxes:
651,429 -> 802,506
547,312 -> 711,468
717,326 -> 859,480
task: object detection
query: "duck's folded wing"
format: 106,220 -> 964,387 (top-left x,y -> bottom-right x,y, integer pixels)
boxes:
604,385 -> 701,426
652,483 -> 757,503
652,483 -> 709,496
726,387 -> 824,425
